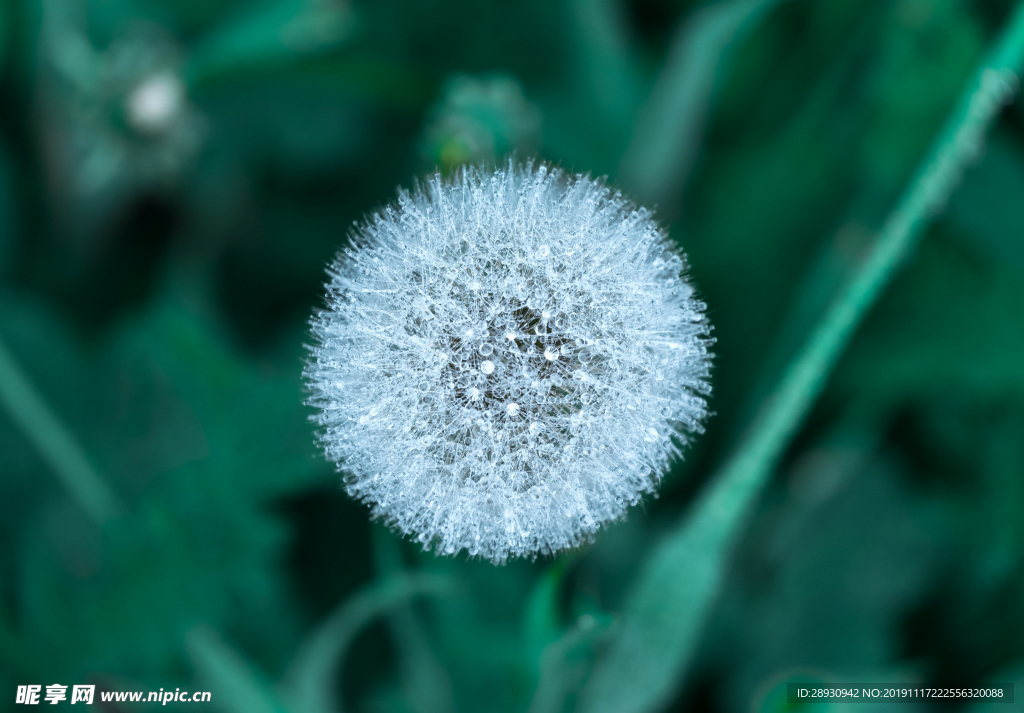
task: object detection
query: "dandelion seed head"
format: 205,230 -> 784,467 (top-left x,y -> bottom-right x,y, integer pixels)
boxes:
305,161 -> 712,563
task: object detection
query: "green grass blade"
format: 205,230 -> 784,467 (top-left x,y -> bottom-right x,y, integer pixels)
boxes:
371,526 -> 453,713
186,626 -> 290,713
281,572 -> 452,713
0,336 -> 123,525
618,0 -> 785,202
567,0 -> 643,137
528,615 -> 614,713
578,5 -> 1024,713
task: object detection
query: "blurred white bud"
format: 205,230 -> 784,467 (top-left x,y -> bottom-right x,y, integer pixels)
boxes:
420,75 -> 541,171
125,73 -> 185,136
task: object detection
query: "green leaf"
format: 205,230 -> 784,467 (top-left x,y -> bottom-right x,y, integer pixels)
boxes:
522,560 -> 568,663
186,0 -> 357,85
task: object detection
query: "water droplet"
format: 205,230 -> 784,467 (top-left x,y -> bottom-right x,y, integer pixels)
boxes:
418,381 -> 430,392
481,361 -> 495,375
469,387 -> 481,401
555,318 -> 565,329
534,325 -> 545,335
359,415 -> 369,424
541,310 -> 552,321
538,245 -> 550,257
479,343 -> 493,356
578,349 -> 591,363
506,331 -> 517,341
506,402 -> 519,416
544,348 -> 558,361
581,393 -> 591,404
644,428 -> 659,442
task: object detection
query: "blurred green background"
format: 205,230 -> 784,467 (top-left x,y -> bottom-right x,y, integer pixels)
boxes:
2,0 -> 1024,711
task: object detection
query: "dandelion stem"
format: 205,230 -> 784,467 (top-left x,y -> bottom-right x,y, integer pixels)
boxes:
580,5 -> 1024,713
0,337 -> 123,525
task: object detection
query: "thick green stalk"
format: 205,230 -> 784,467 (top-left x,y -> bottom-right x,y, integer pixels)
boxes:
578,5 -> 1024,713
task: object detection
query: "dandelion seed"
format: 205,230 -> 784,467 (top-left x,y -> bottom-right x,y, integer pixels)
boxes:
305,161 -> 713,563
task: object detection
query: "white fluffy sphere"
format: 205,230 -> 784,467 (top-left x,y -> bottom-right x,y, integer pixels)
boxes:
305,161 -> 712,563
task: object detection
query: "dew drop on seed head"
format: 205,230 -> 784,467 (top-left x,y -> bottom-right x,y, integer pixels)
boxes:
469,387 -> 481,401
481,360 -> 495,375
479,343 -> 493,356
538,245 -> 550,257
506,402 -> 519,416
544,348 -> 558,361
